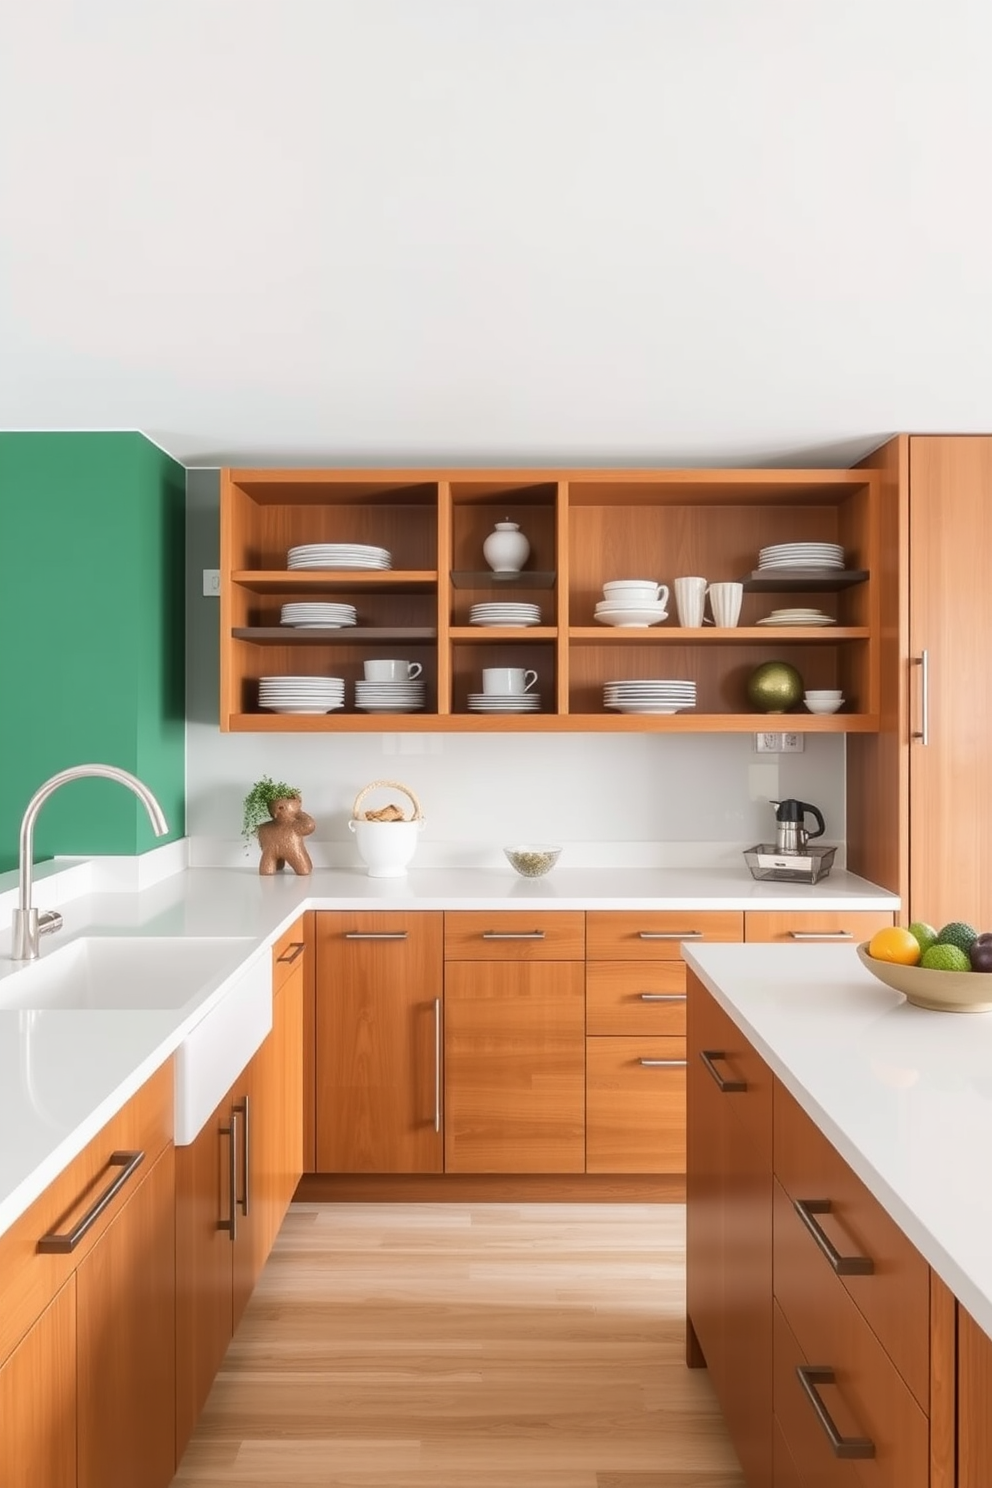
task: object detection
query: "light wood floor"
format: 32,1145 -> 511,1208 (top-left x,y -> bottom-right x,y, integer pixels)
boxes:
172,1202 -> 745,1487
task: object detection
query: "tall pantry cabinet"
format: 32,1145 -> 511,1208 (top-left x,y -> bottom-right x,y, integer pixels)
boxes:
848,435 -> 992,927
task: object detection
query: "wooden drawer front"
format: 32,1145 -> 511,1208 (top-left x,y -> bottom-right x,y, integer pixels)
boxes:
586,961 -> 686,1036
774,1080 -> 929,1409
772,1412 -> 805,1488
745,910 -> 895,944
272,915 -> 306,991
586,910 -> 742,960
0,1058 -> 173,1366
586,1037 -> 686,1174
444,911 -> 585,961
773,1287 -> 928,1488
319,910 -> 442,958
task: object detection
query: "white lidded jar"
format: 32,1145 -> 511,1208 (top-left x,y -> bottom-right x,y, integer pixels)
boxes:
483,518 -> 530,573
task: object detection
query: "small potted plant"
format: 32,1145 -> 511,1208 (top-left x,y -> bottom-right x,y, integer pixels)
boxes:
242,776 -> 315,875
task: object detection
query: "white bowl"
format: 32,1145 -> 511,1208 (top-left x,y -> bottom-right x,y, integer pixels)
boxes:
804,689 -> 843,699
603,579 -> 661,593
503,845 -> 562,878
804,698 -> 845,714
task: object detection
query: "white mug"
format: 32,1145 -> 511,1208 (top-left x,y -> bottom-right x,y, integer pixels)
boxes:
674,576 -> 708,628
364,659 -> 423,682
483,667 -> 538,695
708,582 -> 744,628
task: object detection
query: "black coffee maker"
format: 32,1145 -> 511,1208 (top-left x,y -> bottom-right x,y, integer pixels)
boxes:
770,799 -> 825,855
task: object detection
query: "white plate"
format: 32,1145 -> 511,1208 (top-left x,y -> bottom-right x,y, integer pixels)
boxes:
594,612 -> 669,627
281,621 -> 356,629
756,617 -> 836,626
757,559 -> 845,570
355,704 -> 425,713
469,619 -> 541,627
604,704 -> 693,714
261,704 -> 345,714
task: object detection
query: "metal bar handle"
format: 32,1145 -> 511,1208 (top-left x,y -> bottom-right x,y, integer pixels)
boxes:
795,1365 -> 875,1459
234,1096 -> 250,1217
788,931 -> 853,941
639,1058 -> 688,1067
699,1049 -> 747,1093
38,1150 -> 145,1254
794,1199 -> 874,1276
639,993 -> 688,1002
913,650 -> 929,745
220,1114 -> 238,1241
344,931 -> 408,940
481,930 -> 546,940
434,998 -> 441,1134
277,941 -> 305,964
638,930 -> 703,940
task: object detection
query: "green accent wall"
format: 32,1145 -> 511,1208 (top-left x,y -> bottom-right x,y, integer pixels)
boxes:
0,433 -> 186,874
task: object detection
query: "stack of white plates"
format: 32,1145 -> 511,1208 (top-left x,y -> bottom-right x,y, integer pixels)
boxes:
287,543 -> 391,570
280,602 -> 357,629
756,608 -> 836,627
467,693 -> 542,713
354,679 -> 426,714
258,676 -> 345,714
469,602 -> 542,627
603,679 -> 697,715
757,543 -> 844,570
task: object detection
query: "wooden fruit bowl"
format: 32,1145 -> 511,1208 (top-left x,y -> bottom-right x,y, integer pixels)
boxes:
856,942 -> 992,1013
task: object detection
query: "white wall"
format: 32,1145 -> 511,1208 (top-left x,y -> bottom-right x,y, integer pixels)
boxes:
185,470 -> 845,864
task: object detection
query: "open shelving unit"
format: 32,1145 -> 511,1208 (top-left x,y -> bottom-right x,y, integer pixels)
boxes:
219,467 -> 883,733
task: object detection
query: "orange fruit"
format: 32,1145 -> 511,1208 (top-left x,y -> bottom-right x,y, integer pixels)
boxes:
868,926 -> 922,965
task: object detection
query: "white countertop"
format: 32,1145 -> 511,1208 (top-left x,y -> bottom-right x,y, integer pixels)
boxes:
683,942 -> 992,1338
0,860 -> 896,1242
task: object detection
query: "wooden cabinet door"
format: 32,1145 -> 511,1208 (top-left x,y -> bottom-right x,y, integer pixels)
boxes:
175,1093 -> 236,1461
909,436 -> 992,928
445,959 -> 585,1173
958,1305 -> 992,1488
685,974 -> 773,1488
316,913 -> 444,1173
76,1145 -> 176,1488
586,1036 -> 686,1174
0,1278 -> 76,1488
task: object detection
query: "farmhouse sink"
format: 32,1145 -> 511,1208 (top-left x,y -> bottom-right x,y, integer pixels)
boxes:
0,935 -> 257,1011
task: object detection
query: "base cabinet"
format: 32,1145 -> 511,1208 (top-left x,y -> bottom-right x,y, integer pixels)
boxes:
0,1280 -> 76,1488
958,1307 -> 992,1488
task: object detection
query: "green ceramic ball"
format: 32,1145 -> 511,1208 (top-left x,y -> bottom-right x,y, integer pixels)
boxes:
747,661 -> 804,713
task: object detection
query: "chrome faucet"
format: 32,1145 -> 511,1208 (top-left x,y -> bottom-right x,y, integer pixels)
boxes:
11,764 -> 169,961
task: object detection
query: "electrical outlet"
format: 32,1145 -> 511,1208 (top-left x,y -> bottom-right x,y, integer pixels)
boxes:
782,732 -> 804,752
202,569 -> 221,597
754,731 -> 805,753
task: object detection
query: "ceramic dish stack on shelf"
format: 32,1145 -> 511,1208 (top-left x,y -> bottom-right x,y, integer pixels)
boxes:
280,602 -> 357,629
258,676 -> 346,714
756,607 -> 836,627
286,543 -> 392,570
594,579 -> 669,628
354,678 -> 427,714
603,679 -> 696,715
468,601 -> 542,627
757,542 -> 844,571
467,690 -> 542,715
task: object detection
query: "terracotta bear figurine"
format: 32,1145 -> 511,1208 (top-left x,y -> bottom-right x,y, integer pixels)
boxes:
256,795 -> 315,875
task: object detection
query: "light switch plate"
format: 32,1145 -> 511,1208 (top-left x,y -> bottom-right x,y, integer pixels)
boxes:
202,569 -> 221,597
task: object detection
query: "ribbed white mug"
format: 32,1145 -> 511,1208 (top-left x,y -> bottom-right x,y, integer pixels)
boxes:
674,576 -> 708,628
708,582 -> 743,628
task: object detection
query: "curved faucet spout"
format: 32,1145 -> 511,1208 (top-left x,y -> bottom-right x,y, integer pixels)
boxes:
12,764 -> 170,960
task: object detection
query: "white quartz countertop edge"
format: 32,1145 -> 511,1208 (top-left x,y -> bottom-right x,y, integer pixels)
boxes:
0,862 -> 897,1243
683,942 -> 992,1339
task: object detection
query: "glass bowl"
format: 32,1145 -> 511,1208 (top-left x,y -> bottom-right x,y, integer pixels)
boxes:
503,845 -> 562,878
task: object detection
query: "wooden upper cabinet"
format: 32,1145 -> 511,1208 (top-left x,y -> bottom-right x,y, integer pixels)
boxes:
219,466 -> 882,733
315,912 -> 444,1174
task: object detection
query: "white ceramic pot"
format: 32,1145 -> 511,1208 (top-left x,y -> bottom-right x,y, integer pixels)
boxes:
348,818 -> 423,877
482,520 -> 530,573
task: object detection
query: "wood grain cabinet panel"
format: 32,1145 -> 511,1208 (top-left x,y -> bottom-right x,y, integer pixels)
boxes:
444,959 -> 585,1173
744,909 -> 894,944
957,1304 -> 992,1488
443,911 -> 585,961
585,960 -> 687,1036
0,1279 -> 76,1488
586,1036 -> 686,1174
587,910 -> 743,960
316,912 -> 444,1173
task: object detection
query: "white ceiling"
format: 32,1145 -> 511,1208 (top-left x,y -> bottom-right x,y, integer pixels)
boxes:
2,1 -> 991,469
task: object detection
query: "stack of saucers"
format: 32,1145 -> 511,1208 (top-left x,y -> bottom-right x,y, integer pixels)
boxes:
258,676 -> 345,714
467,691 -> 541,714
603,679 -> 697,715
469,602 -> 542,627
354,678 -> 427,714
280,602 -> 357,629
756,607 -> 836,627
757,542 -> 844,570
287,543 -> 391,570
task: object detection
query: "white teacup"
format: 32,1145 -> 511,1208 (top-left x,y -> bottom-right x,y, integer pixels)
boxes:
674,576 -> 708,628
483,667 -> 538,695
364,659 -> 423,682
708,582 -> 743,628
602,579 -> 670,608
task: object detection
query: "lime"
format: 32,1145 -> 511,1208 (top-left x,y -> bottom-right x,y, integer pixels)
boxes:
936,922 -> 978,955
921,944 -> 971,972
907,921 -> 938,955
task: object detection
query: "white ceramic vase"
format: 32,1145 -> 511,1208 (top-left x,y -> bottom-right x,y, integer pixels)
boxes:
483,520 -> 530,573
